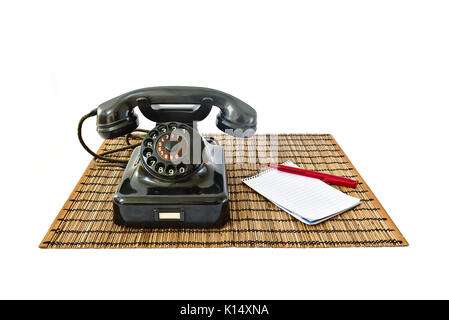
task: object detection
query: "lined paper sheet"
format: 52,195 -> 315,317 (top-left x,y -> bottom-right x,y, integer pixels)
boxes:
242,161 -> 360,225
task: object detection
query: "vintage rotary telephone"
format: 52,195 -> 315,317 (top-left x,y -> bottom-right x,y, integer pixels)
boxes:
78,86 -> 257,227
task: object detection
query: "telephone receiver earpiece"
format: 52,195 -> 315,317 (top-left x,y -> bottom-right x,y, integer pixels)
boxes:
95,86 -> 257,139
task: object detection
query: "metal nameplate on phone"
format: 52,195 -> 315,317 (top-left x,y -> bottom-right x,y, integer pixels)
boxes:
154,209 -> 185,221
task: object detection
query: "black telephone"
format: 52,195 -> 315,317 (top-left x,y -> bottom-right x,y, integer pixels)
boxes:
79,86 -> 257,227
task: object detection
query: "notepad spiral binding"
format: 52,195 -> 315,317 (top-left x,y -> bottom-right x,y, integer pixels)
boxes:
242,161 -> 292,181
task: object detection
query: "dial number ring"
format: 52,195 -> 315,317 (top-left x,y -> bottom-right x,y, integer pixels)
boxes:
140,122 -> 194,178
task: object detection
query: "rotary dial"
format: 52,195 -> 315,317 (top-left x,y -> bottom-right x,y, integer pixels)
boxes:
140,122 -> 197,178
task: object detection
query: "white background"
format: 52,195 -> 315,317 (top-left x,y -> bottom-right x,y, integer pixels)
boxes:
0,0 -> 448,299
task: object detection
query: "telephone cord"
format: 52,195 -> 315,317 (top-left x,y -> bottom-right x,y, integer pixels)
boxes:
78,112 -> 147,167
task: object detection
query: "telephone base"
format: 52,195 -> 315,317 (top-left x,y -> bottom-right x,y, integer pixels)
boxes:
112,146 -> 229,228
113,202 -> 229,228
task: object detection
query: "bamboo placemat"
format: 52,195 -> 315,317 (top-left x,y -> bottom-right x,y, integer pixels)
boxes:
40,134 -> 407,248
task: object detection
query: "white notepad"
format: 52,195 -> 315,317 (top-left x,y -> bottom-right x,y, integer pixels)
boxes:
242,161 -> 361,225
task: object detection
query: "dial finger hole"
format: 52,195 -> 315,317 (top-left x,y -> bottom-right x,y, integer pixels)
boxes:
149,130 -> 159,140
166,165 -> 176,176
146,157 -> 157,167
155,163 -> 165,174
177,164 -> 186,174
157,125 -> 168,133
143,148 -> 153,158
144,139 -> 153,147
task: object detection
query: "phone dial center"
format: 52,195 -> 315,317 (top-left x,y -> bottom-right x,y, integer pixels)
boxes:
156,132 -> 186,161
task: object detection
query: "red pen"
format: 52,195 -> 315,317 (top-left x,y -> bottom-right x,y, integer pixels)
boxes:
268,163 -> 359,188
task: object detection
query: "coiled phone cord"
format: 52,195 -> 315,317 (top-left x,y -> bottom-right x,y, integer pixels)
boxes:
78,111 -> 148,167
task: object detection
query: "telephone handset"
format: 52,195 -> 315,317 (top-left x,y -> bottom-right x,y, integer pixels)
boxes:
79,86 -> 257,228
95,86 -> 257,139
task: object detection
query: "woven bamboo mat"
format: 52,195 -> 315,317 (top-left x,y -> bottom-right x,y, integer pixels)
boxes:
40,134 -> 407,248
